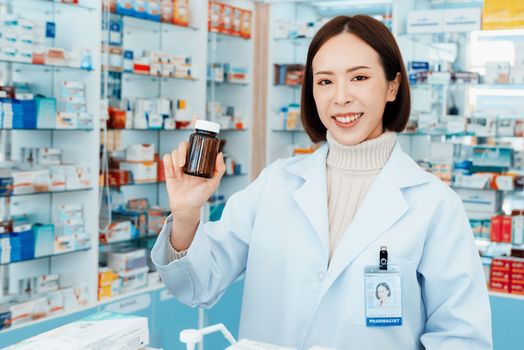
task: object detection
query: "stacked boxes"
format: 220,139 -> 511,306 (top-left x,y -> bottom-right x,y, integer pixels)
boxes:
490,258 -> 524,295
489,215 -> 524,244
208,1 -> 252,38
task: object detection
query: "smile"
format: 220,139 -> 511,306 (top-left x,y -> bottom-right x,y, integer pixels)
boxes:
332,113 -> 363,124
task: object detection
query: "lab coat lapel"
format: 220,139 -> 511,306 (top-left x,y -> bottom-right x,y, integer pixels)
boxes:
287,145 -> 330,261
323,144 -> 410,289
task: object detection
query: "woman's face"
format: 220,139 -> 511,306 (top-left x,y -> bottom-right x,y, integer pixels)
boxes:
377,285 -> 389,301
312,32 -> 400,146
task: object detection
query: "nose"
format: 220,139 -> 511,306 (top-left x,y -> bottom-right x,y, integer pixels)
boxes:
334,81 -> 352,106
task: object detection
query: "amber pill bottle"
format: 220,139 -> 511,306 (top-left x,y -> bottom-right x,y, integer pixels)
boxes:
184,120 -> 221,178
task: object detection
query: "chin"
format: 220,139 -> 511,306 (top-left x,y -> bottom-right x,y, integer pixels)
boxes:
328,129 -> 367,146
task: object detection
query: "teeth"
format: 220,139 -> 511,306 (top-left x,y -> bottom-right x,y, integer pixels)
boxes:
333,113 -> 362,123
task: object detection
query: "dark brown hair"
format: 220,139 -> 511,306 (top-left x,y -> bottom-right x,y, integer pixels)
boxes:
301,15 -> 411,142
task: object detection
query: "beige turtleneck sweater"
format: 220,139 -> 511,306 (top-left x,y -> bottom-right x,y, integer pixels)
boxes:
166,131 -> 397,263
326,131 -> 397,262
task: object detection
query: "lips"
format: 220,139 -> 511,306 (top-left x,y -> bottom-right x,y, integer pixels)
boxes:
332,113 -> 363,124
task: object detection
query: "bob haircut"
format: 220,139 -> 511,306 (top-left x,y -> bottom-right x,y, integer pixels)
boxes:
301,15 -> 411,143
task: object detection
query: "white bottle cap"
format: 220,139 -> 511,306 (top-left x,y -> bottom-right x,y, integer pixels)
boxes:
194,120 -> 220,134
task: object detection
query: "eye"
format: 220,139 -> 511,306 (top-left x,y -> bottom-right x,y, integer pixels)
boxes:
352,75 -> 368,81
318,79 -> 332,85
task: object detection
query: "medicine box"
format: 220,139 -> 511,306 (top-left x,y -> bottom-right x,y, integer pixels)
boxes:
107,249 -> 147,272
33,224 -> 54,257
442,8 -> 481,32
485,61 -> 510,84
119,161 -> 157,183
119,266 -> 149,293
457,188 -> 501,219
407,10 -> 443,33
126,144 -> 155,162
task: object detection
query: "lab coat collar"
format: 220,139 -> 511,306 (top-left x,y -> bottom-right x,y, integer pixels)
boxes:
285,139 -> 433,284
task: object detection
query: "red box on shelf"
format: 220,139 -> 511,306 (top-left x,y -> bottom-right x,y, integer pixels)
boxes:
105,169 -> 129,187
512,259 -> 524,272
511,283 -> 524,295
490,215 -> 503,242
490,280 -> 510,293
491,258 -> 512,271
511,272 -> 524,282
490,270 -> 510,282
502,216 -> 513,243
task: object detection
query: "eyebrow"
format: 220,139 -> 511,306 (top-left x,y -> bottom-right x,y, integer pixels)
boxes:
314,66 -> 371,75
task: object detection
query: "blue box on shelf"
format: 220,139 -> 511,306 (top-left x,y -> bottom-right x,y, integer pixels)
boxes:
472,146 -> 513,171
33,224 -> 55,258
20,100 -> 37,129
9,233 -> 22,263
116,0 -> 135,17
45,22 -> 56,38
36,97 -> 57,129
0,177 -> 13,196
112,209 -> 148,238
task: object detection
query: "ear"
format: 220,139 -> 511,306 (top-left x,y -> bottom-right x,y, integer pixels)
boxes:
386,72 -> 401,102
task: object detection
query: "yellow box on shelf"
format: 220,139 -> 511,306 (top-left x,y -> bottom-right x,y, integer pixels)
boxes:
483,0 -> 513,30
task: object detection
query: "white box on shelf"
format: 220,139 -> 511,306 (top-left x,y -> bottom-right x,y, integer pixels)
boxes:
407,10 -> 444,34
126,144 -> 155,162
119,266 -> 149,293
456,188 -> 501,219
107,249 -> 147,273
120,161 -> 157,183
443,8 -> 481,32
485,61 -> 510,84
510,67 -> 524,84
64,165 -> 92,190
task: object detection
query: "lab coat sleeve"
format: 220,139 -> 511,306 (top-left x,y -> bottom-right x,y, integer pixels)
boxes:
418,194 -> 492,350
151,166 -> 270,309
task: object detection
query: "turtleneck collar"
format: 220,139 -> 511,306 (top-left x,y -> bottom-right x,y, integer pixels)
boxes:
326,130 -> 397,171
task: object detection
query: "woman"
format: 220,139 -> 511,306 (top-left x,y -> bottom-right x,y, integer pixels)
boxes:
375,283 -> 391,308
152,15 -> 492,350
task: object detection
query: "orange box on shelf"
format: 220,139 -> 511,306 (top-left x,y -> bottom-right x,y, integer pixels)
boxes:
161,0 -> 174,23
232,6 -> 242,37
240,9 -> 252,39
220,4 -> 233,34
173,0 -> 189,27
208,1 -> 222,32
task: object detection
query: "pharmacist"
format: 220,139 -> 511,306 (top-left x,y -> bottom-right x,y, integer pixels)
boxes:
152,15 -> 492,350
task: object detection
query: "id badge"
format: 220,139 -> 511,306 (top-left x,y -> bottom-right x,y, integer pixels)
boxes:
364,265 -> 402,327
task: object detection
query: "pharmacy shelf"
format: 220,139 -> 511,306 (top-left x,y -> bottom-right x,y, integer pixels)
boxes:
450,185 -> 522,194
6,0 -> 96,11
411,83 -> 524,89
0,128 -> 93,131
208,31 -> 251,41
206,79 -> 250,86
111,12 -> 199,32
97,283 -> 165,306
489,291 -> 524,301
0,59 -> 94,72
0,301 -> 94,336
0,248 -> 91,266
223,173 -> 248,177
105,181 -> 166,188
274,84 -> 301,89
99,235 -> 158,246
272,129 -> 306,133
113,71 -> 198,82
1,187 -> 93,198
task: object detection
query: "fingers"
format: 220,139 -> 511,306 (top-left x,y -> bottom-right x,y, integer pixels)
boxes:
177,141 -> 188,168
209,152 -> 226,188
162,153 -> 175,178
170,149 -> 184,179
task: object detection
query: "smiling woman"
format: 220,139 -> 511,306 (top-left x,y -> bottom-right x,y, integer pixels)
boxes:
153,14 -> 492,350
301,15 -> 410,145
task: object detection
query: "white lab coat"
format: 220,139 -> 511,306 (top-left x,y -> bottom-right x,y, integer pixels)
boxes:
152,142 -> 492,350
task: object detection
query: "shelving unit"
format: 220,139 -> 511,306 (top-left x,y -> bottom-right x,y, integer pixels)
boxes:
265,1 -> 315,164
0,0 -> 101,336
207,0 -> 254,199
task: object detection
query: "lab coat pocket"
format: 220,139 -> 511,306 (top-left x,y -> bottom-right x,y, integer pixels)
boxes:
346,258 -> 419,327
